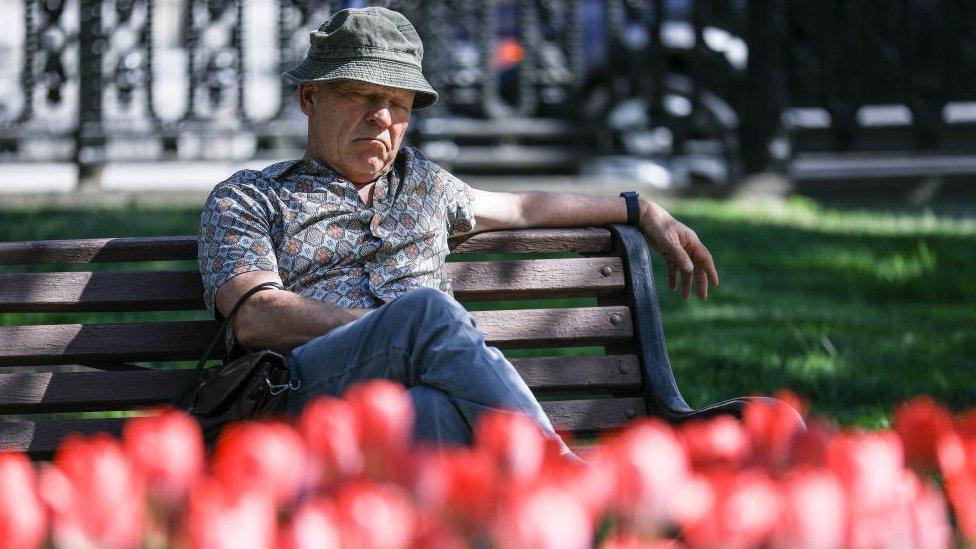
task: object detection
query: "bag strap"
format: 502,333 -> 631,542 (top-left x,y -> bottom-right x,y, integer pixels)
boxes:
172,281 -> 285,406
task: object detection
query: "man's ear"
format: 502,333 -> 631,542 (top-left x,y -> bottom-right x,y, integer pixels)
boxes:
298,84 -> 315,117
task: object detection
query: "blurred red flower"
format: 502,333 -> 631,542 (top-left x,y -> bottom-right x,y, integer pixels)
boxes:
475,410 -> 546,480
682,470 -> 780,549
743,392 -> 805,471
123,408 -> 204,510
333,481 -> 415,549
894,396 -> 954,471
411,447 -> 499,533
770,467 -> 845,548
937,431 -> 976,542
604,419 -> 689,524
827,432 -> 905,513
493,484 -> 593,549
39,434 -> 145,549
298,396 -> 364,485
177,476 -> 276,549
344,380 -> 414,478
0,452 -> 47,549
277,496 -> 342,549
678,415 -> 751,472
210,420 -> 307,507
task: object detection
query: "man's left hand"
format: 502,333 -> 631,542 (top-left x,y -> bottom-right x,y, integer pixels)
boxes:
639,201 -> 719,301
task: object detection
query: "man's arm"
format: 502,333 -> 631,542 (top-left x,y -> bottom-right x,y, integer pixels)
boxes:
215,270 -> 369,353
466,189 -> 719,301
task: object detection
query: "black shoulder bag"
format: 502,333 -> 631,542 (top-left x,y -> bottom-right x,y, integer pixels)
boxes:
172,281 -> 300,447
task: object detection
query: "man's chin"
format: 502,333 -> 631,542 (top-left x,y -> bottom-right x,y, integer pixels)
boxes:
346,161 -> 392,184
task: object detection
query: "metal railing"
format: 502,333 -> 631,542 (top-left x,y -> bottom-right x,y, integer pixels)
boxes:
1,0 -> 975,187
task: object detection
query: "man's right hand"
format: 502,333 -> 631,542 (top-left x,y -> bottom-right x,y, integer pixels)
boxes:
215,270 -> 368,353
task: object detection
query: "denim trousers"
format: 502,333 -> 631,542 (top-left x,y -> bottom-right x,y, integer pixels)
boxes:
284,287 -> 570,453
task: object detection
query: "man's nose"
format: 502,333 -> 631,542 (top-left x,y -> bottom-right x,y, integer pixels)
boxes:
365,101 -> 394,127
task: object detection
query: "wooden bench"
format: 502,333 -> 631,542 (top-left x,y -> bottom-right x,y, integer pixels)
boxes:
0,225 -> 753,460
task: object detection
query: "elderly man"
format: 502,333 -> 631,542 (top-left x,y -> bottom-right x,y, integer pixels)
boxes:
198,7 -> 718,454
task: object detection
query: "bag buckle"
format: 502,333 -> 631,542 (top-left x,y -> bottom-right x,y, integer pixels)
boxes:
266,377 -> 301,396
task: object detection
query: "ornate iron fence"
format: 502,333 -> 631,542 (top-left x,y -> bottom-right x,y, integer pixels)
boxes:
1,0 -> 975,188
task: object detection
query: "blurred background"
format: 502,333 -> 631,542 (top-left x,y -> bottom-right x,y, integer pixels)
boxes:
1,0 -> 974,425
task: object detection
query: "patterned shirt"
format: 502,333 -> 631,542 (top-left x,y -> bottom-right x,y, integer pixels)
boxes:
197,146 -> 476,321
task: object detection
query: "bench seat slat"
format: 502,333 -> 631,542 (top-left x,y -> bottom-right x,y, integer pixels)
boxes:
0,356 -> 641,413
0,258 -> 624,312
0,307 -> 633,366
0,229 -> 612,265
0,398 -> 645,460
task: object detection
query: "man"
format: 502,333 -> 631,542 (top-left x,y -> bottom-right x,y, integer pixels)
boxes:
198,7 -> 718,454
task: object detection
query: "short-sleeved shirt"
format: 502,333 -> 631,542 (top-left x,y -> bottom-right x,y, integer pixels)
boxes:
197,146 -> 476,322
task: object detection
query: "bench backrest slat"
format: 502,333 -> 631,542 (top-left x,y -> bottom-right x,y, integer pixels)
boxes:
0,229 -> 613,264
0,257 -> 625,312
0,356 -> 642,414
0,307 -> 633,366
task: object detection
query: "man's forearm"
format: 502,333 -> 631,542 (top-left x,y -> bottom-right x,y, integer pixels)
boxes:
233,289 -> 369,353
510,191 -> 665,229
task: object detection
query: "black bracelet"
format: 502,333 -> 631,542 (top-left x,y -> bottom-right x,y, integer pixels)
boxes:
620,191 -> 640,226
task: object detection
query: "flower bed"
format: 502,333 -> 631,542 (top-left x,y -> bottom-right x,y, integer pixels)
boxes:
1,382 -> 973,548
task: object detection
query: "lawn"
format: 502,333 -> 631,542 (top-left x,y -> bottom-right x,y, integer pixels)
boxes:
1,196 -> 973,427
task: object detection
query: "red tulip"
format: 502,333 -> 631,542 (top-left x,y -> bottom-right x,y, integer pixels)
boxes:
682,470 -> 780,549
277,497 -> 342,549
604,419 -> 689,523
937,432 -> 976,541
841,468 -> 952,549
538,447 -> 616,523
826,432 -> 951,547
678,415 -> 751,471
123,408 -> 204,509
493,485 -> 592,549
956,409 -> 976,438
0,452 -> 46,549
411,447 -> 498,533
770,468 -> 846,549
942,469 -> 976,543
906,474 -> 952,549
39,434 -> 145,549
344,380 -> 414,477
668,473 -> 716,530
894,396 -> 954,471
826,432 -> 905,514
743,392 -> 805,471
790,420 -> 835,468
298,396 -> 364,485
333,481 -> 415,549
210,421 -> 308,507
177,476 -> 276,549
475,410 -> 546,480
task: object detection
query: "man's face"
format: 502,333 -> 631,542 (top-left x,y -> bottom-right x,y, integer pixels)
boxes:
300,80 -> 415,185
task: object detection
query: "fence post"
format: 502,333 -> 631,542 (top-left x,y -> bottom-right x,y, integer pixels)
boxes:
740,0 -> 785,173
76,0 -> 106,190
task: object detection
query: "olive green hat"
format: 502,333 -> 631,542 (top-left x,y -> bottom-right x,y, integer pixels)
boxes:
282,7 -> 438,109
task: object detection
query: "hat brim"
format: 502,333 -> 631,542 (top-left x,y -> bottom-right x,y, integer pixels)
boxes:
282,57 -> 438,110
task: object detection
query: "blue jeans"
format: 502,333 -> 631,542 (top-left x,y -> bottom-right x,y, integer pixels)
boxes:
284,288 -> 570,453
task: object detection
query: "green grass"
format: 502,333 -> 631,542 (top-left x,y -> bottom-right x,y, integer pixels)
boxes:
2,197 -> 974,428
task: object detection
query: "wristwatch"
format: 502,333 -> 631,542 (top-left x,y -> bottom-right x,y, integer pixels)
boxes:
620,191 -> 640,227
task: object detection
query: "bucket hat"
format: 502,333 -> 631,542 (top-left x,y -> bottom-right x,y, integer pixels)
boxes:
282,7 -> 438,109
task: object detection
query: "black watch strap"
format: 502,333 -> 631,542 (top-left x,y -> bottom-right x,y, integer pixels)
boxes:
620,191 -> 640,226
